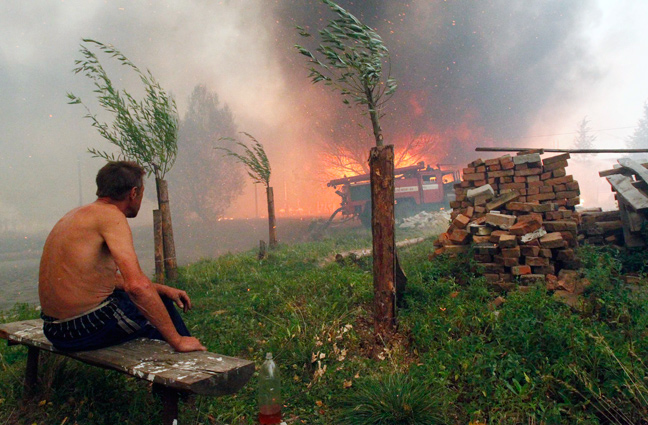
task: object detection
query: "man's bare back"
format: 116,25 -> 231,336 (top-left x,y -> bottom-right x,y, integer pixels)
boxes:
39,202 -> 123,319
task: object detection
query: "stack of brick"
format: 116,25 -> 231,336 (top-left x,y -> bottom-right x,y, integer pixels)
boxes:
578,209 -> 624,246
432,151 -> 582,284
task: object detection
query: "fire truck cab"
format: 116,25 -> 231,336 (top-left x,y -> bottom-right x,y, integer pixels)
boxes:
327,162 -> 459,226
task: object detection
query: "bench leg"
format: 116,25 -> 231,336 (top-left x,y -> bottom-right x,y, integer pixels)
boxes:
25,346 -> 40,394
153,384 -> 179,425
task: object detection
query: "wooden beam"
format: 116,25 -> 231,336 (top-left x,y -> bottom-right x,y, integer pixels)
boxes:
618,200 -> 646,247
606,174 -> 648,211
618,158 -> 648,183
476,147 -> 648,154
599,167 -> 635,177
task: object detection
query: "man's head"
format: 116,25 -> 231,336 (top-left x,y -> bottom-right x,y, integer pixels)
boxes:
96,161 -> 146,217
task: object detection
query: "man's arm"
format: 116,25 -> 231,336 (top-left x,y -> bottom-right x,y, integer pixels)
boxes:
100,208 -> 205,352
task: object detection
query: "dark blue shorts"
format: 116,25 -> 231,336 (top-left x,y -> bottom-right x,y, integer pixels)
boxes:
41,290 -> 190,352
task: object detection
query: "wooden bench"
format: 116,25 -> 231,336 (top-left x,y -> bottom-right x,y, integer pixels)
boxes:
0,319 -> 255,425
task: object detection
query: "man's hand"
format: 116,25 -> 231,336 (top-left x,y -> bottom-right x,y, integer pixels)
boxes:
172,336 -> 207,352
157,286 -> 193,313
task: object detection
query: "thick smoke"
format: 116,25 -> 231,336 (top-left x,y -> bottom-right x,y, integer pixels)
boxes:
267,0 -> 599,166
0,0 -> 605,233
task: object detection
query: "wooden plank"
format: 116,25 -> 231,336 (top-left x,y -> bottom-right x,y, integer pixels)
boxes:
606,174 -> 648,211
599,162 -> 648,177
618,158 -> 648,183
0,320 -> 254,396
477,147 -> 648,153
618,200 -> 646,247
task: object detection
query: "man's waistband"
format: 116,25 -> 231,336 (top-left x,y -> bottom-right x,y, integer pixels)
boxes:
41,297 -> 115,324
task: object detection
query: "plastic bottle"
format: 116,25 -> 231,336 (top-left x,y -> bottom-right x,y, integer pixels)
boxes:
258,352 -> 282,424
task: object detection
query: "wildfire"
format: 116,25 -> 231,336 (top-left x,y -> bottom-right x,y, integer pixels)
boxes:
320,132 -> 448,181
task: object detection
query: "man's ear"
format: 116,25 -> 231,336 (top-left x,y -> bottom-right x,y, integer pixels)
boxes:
129,186 -> 138,199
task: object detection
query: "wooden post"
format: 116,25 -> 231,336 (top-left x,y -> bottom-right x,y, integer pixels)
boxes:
153,384 -> 179,425
267,186 -> 278,248
370,145 -> 396,336
258,240 -> 267,260
156,178 -> 178,280
25,346 -> 39,394
153,209 -> 165,284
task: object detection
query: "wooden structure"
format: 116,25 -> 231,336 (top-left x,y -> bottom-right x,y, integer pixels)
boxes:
599,158 -> 648,247
0,319 -> 255,425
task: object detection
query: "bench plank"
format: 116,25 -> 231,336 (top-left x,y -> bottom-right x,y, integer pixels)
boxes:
0,319 -> 254,396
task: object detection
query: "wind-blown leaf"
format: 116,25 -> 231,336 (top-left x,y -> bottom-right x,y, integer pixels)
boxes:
69,39 -> 178,179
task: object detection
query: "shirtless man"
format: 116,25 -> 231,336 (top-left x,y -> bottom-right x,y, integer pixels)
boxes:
39,161 -> 205,353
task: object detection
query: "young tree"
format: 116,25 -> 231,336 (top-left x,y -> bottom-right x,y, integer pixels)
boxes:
572,116 -> 596,160
627,102 -> 648,152
217,133 -> 277,249
68,39 -> 180,280
169,85 -> 244,226
296,0 -> 398,336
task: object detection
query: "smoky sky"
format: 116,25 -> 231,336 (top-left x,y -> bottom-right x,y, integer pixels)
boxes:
0,0 -> 641,232
269,0 -> 599,145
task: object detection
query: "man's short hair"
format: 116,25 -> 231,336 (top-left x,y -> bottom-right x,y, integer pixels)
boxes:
96,161 -> 146,201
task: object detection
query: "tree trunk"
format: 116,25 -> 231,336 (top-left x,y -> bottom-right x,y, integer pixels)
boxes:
267,186 -> 278,248
370,145 -> 396,336
258,240 -> 267,260
156,178 -> 178,280
153,209 -> 165,284
364,85 -> 383,147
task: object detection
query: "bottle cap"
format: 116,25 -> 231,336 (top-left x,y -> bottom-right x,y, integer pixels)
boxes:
266,352 -> 273,360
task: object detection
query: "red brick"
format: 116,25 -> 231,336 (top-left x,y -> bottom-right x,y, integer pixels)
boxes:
555,190 -> 580,199
539,248 -> 553,258
452,214 -> 471,229
501,246 -> 521,258
488,170 -> 515,178
543,160 -> 568,171
512,265 -> 532,275
542,153 -> 570,165
501,161 -> 515,170
515,168 -> 543,177
472,235 -> 491,244
539,232 -> 564,249
520,246 -> 540,257
503,257 -> 520,267
545,175 -> 574,186
449,229 -> 471,245
525,256 -> 550,266
552,168 -> 566,178
527,192 -> 556,202
499,234 -> 518,248
463,173 -> 486,181
509,218 -> 542,236
489,230 -> 508,243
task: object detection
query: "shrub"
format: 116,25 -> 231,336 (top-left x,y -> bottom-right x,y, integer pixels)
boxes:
335,373 -> 444,425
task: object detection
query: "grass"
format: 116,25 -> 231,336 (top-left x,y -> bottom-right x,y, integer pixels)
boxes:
1,225 -> 648,424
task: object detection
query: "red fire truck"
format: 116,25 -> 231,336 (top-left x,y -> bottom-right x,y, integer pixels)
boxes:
327,162 -> 459,226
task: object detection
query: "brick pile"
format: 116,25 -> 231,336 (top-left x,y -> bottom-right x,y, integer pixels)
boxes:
432,151 -> 582,284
